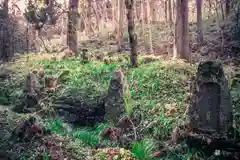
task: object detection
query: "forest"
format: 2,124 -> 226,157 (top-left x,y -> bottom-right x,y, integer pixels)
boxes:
0,0 -> 240,159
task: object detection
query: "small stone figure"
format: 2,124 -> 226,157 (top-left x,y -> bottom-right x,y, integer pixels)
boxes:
104,68 -> 126,124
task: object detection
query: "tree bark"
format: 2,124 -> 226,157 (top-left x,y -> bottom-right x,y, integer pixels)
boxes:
173,0 -> 190,61
112,0 -> 117,32
125,0 -> 138,67
196,0 -> 204,47
117,0 -> 124,51
140,0 -> 144,36
146,0 -> 153,53
1,0 -> 9,18
215,0 -> 224,55
0,0 -> 11,61
225,0 -> 230,16
164,0 -> 168,21
168,0 -> 172,23
151,1 -> 157,23
220,2 -> 225,20
87,0 -> 92,31
67,0 -> 79,55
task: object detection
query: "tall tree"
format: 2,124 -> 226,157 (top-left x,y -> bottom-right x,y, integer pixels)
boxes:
168,0 -> 172,23
112,0 -> 117,32
164,0 -> 168,21
220,2 -> 225,20
0,0 -> 8,18
146,0 -> 153,53
225,0 -> 230,16
125,0 -> 138,67
173,0 -> 190,61
0,0 -> 11,61
196,0 -> 204,47
67,0 -> 79,54
117,0 -> 124,51
140,0 -> 144,35
87,0 -> 92,34
172,0 -> 175,20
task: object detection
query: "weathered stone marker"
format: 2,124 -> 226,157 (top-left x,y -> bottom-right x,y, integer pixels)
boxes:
104,68 -> 126,124
187,61 -> 233,136
13,72 -> 42,113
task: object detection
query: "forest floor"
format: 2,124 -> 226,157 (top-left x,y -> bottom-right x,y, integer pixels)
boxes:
0,51 -> 239,160
0,17 -> 240,160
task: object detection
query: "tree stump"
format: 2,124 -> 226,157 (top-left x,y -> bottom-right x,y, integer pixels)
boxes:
44,75 -> 58,92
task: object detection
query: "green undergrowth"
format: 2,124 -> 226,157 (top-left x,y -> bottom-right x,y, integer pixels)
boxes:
1,55 -> 240,159
44,119 -> 110,147
130,138 -> 157,160
6,57 -> 195,138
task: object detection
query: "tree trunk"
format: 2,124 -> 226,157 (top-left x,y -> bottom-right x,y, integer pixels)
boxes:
168,0 -> 172,23
112,0 -> 117,32
117,0 -> 124,51
125,0 -> 138,67
220,2 -> 225,20
164,0 -> 168,21
172,0 -> 176,21
1,0 -> 8,18
196,0 -> 204,47
87,0 -> 94,35
215,0 -> 224,56
225,0 -> 230,16
140,0 -> 144,36
67,0 -> 79,55
0,0 -> 11,61
61,0 -> 67,44
146,0 -> 153,53
173,0 -> 190,61
151,2 -> 157,23
207,0 -> 212,19
97,1 -> 105,34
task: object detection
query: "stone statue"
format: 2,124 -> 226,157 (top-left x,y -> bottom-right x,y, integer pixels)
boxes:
104,68 -> 126,124
187,60 -> 233,136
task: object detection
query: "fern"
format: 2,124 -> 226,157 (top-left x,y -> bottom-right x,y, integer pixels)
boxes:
131,138 -> 156,160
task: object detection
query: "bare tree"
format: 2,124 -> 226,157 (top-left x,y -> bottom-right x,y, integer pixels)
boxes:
140,0 -> 144,35
112,0 -> 117,32
173,0 -> 190,61
172,0 -> 176,20
117,0 -> 125,51
87,0 -> 93,34
67,0 -> 79,54
220,1 -> 225,20
196,0 -> 204,47
215,0 -> 224,55
146,0 -> 153,53
225,0 -> 230,16
164,0 -> 168,21
125,0 -> 138,67
0,0 -> 8,18
168,0 -> 172,23
0,0 -> 11,61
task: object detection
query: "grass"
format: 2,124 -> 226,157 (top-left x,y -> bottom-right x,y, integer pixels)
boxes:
44,118 -> 110,147
0,53 -> 240,159
130,138 -> 156,160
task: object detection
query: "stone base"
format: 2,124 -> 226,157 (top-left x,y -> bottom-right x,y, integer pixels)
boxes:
186,128 -> 240,153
